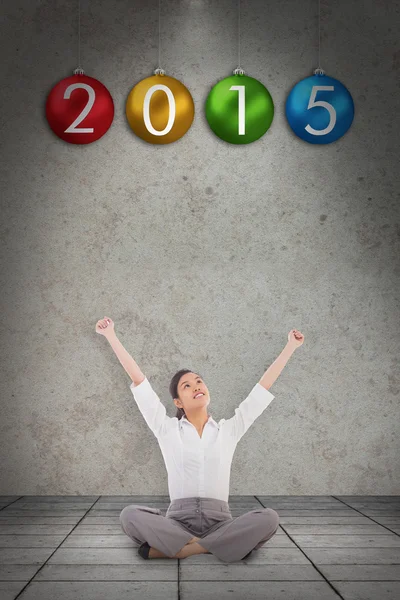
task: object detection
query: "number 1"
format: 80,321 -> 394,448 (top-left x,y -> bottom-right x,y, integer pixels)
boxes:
229,85 -> 245,135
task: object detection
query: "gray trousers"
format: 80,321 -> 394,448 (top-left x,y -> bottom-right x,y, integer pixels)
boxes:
119,496 -> 280,563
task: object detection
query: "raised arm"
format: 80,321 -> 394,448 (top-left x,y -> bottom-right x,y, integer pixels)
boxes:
95,316 -> 145,385
96,316 -> 170,438
223,329 -> 305,443
258,329 -> 304,390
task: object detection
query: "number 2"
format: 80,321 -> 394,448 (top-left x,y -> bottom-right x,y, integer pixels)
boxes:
64,83 -> 95,134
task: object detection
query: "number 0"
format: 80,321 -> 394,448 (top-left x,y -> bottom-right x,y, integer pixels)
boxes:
143,84 -> 175,135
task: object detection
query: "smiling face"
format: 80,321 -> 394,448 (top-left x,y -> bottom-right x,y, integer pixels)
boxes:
174,372 -> 210,413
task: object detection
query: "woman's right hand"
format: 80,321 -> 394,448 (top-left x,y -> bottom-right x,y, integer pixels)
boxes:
95,316 -> 115,337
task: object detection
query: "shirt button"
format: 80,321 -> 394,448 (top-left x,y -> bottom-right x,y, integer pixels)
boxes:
195,509 -> 199,513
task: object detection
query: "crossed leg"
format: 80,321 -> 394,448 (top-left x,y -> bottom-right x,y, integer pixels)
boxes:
120,504 -> 278,561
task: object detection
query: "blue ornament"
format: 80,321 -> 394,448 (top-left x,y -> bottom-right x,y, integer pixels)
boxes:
285,69 -> 354,144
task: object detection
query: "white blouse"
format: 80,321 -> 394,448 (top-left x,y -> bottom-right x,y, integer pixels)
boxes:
129,377 -> 275,503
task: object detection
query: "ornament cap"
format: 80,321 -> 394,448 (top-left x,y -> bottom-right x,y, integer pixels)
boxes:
233,67 -> 245,76
74,67 -> 85,76
313,67 -> 325,76
154,67 -> 166,76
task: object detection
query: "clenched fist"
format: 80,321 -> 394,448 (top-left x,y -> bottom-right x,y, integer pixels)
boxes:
288,329 -> 304,348
95,316 -> 115,337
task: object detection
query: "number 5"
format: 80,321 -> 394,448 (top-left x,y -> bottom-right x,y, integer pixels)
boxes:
305,85 -> 336,135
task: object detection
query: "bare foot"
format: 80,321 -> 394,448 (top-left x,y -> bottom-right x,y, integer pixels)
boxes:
148,546 -> 170,558
175,541 -> 210,559
148,537 -> 201,559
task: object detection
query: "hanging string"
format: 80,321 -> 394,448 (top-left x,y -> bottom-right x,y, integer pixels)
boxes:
238,0 -> 240,68
74,0 -> 84,75
318,0 -> 320,69
314,0 -> 324,76
233,0 -> 245,75
78,0 -> 81,68
154,0 -> 165,75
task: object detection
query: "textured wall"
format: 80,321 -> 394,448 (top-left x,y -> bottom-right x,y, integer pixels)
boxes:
0,0 -> 399,495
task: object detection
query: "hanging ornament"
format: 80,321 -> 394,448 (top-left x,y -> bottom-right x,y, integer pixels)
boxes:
205,68 -> 274,144
45,68 -> 114,144
45,4 -> 114,144
126,2 -> 194,144
125,68 -> 195,144
285,68 -> 354,144
285,0 -> 354,144
205,2 -> 273,144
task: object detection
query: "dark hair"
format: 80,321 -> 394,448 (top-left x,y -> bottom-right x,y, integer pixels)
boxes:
169,369 -> 203,419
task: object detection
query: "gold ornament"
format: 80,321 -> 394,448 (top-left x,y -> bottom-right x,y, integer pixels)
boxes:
126,74 -> 195,144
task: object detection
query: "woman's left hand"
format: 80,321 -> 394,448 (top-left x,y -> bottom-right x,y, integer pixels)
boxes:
288,329 -> 304,348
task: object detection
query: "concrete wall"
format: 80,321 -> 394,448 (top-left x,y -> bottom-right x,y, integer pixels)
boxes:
0,0 -> 399,495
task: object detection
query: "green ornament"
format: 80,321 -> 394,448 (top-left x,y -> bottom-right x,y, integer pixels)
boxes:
205,71 -> 274,144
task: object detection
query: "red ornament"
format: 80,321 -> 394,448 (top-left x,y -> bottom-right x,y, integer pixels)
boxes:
45,73 -> 114,144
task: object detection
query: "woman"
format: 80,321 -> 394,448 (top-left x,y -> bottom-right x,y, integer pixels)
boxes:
96,316 -> 304,562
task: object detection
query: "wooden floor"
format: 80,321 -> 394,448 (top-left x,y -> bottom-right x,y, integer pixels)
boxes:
0,495 -> 399,599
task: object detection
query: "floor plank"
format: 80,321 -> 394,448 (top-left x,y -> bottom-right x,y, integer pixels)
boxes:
0,495 -> 398,600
